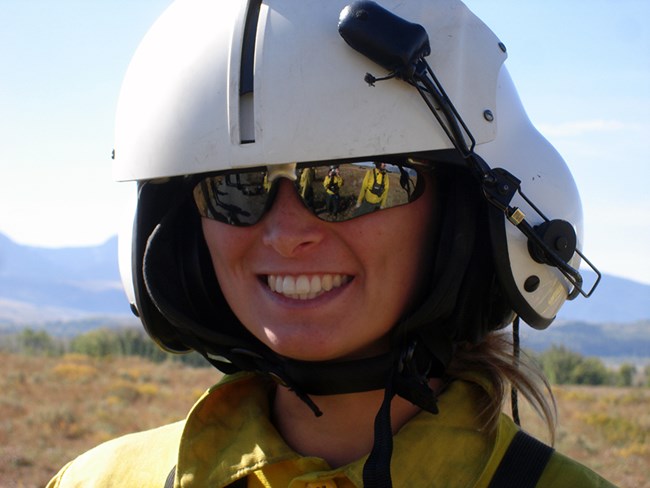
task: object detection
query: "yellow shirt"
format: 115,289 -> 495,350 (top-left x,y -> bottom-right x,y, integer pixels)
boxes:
356,169 -> 389,207
323,174 -> 343,195
47,372 -> 616,488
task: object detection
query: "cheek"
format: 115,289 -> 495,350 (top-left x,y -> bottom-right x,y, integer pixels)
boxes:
350,182 -> 438,313
201,219 -> 263,328
202,219 -> 227,266
201,219 -> 248,282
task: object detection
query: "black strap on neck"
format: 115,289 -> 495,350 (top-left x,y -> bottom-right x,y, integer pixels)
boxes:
361,341 -> 442,488
488,430 -> 554,488
362,374 -> 396,488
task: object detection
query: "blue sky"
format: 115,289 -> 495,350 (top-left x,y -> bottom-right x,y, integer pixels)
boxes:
1,1 -> 649,285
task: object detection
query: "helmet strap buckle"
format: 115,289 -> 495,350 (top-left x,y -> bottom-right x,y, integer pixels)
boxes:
394,340 -> 440,414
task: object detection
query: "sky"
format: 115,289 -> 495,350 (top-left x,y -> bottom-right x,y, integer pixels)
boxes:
1,1 -> 649,285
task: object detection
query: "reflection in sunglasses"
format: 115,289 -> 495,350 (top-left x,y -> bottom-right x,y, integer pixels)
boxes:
193,162 -> 424,226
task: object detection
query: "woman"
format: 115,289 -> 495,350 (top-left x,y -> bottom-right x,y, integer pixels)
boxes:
48,0 -> 614,487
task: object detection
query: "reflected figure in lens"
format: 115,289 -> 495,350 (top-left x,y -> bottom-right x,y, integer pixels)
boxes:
323,165 -> 343,218
263,172 -> 271,192
299,167 -> 316,211
355,162 -> 389,216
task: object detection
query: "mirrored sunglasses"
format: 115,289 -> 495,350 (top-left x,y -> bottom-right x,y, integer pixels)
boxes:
192,159 -> 430,226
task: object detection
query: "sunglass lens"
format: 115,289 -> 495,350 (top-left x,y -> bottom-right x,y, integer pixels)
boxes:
193,171 -> 270,226
193,162 -> 423,226
298,163 -> 420,222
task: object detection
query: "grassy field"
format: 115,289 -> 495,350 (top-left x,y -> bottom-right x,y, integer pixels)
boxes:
2,353 -> 647,487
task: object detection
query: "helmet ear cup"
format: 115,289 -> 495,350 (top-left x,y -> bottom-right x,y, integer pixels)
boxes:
134,179 -> 256,355
171,203 -> 248,344
132,179 -> 190,353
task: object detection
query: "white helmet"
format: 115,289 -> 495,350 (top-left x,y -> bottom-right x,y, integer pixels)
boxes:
115,0 -> 597,383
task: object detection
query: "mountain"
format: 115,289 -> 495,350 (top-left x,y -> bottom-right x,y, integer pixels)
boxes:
0,232 -> 648,338
521,319 -> 650,360
557,270 -> 650,323
0,233 -> 133,325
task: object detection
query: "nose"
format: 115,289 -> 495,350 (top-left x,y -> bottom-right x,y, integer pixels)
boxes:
261,179 -> 325,257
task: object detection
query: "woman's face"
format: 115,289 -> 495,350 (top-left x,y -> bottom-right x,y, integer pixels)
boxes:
202,175 -> 438,362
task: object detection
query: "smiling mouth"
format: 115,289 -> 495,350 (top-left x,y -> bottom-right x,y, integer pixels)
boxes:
266,274 -> 351,300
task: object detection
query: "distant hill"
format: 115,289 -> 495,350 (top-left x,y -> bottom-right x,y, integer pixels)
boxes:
0,233 -> 133,325
0,232 -> 648,359
521,319 -> 650,361
557,270 -> 650,323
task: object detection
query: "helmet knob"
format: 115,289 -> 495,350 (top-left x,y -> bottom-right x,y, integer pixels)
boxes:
528,219 -> 577,265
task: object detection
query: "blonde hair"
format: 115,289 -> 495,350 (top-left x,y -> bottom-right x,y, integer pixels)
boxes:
446,329 -> 557,444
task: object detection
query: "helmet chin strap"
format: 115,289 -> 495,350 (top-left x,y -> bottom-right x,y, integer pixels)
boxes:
203,337 -> 444,415
206,338 -> 443,488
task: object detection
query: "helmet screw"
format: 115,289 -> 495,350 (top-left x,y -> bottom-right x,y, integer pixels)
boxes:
483,109 -> 494,122
524,276 -> 541,293
498,42 -> 507,53
555,236 -> 568,251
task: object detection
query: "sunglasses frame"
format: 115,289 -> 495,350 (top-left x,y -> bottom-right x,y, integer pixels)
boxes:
190,157 -> 435,226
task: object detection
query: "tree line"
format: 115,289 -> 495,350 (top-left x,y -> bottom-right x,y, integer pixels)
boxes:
1,327 -> 208,367
535,345 -> 643,387
1,328 -> 648,385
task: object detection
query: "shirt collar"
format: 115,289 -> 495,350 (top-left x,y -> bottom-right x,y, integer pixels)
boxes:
176,372 -> 509,487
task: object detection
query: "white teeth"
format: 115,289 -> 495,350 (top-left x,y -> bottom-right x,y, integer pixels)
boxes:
310,275 -> 321,292
282,276 -> 296,294
322,274 -> 333,291
296,275 -> 311,295
266,274 -> 349,299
